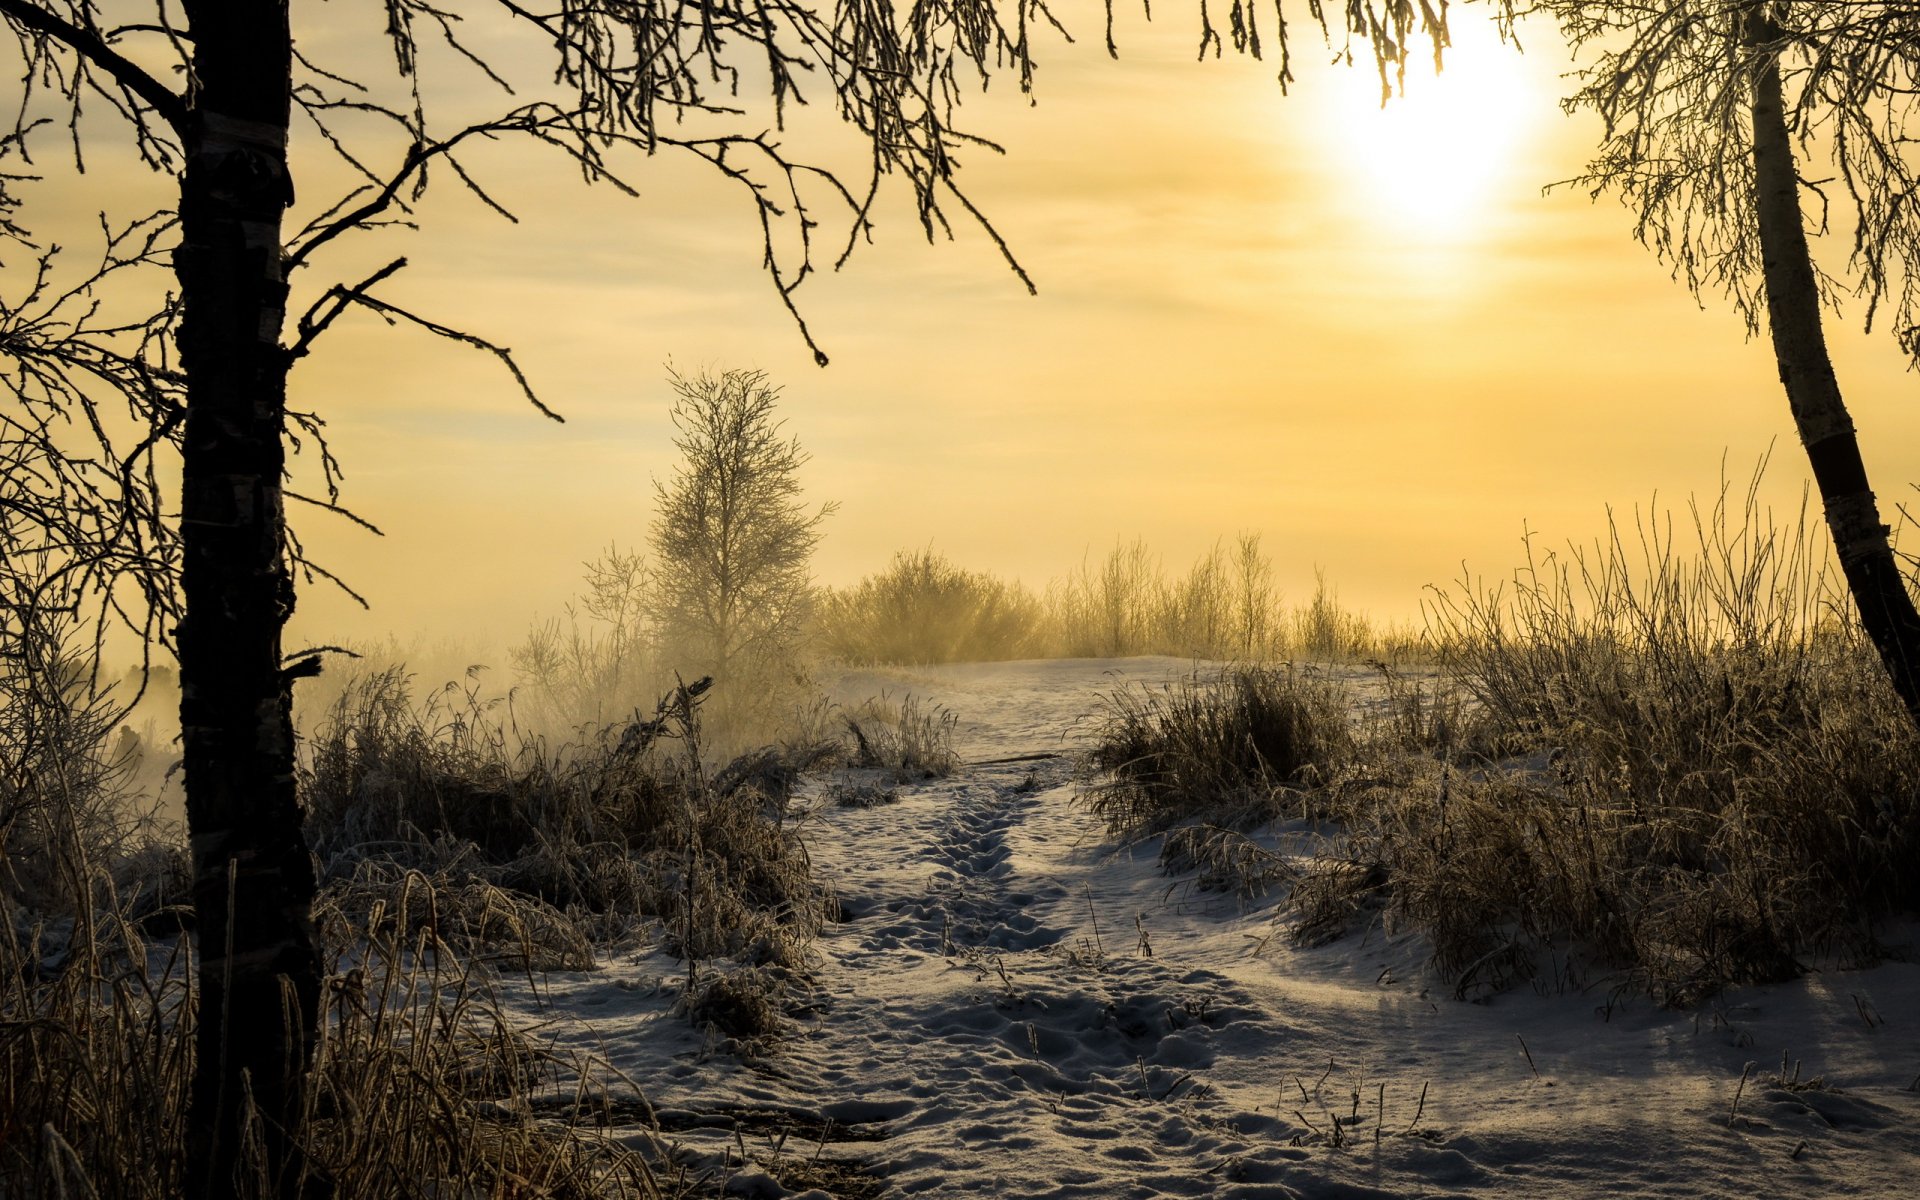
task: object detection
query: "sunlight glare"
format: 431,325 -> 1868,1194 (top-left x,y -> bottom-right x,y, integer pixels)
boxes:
1317,30 -> 1547,245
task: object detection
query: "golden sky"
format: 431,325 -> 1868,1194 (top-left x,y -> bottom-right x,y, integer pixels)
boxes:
268,6 -> 1920,651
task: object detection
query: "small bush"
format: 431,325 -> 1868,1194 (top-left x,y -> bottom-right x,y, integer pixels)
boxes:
839,692 -> 960,780
675,964 -> 786,1047
1,599 -> 176,927
825,780 -> 901,808
1081,664 -> 1353,842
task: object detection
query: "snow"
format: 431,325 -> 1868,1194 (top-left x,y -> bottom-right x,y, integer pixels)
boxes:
499,657 -> 1920,1198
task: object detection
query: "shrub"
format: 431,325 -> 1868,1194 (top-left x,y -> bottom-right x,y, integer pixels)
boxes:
510,545 -> 658,731
1048,537 -> 1166,658
824,535 -> 1415,666
819,548 -> 1046,665
1292,567 -> 1393,661
1044,537 -> 1411,662
675,964 -> 786,1047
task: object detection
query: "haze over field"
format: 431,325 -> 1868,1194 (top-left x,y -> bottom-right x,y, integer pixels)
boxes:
12,6 -> 1920,1196
245,8 -> 1920,648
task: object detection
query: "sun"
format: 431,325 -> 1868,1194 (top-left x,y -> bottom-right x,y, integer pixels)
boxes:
1315,27 -> 1550,245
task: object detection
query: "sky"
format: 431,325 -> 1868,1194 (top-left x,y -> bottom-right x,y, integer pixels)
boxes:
31,3 -> 1920,655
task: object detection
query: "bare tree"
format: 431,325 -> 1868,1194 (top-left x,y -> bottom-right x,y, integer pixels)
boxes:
512,545 -> 654,728
1539,0 -> 1920,725
1233,531 -> 1276,660
0,0 -> 1443,1192
649,368 -> 832,694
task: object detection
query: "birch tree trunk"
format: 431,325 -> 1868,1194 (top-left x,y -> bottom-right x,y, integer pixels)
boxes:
174,3 -> 322,1193
1745,8 -> 1920,726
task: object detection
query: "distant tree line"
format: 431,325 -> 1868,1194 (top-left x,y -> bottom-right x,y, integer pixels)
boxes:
816,539 -> 1401,666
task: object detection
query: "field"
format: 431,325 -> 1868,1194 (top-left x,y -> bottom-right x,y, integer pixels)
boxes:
9,633 -> 1920,1196
8,496 -> 1920,1195
490,656 -> 1920,1198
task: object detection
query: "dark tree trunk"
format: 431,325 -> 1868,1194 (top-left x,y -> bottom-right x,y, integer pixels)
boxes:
173,3 -> 322,1195
1746,11 -> 1920,727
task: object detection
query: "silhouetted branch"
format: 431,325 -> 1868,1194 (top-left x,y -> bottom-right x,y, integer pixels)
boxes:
0,0 -> 187,136
0,0 -> 1453,672
0,214 -> 183,656
287,121 -> 509,271
285,490 -> 385,537
289,258 -> 410,357
308,267 -> 562,423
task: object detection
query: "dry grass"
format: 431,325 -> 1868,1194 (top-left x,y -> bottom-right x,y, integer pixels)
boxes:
1291,484 -> 1920,1001
824,780 -> 902,808
1159,823 -> 1301,899
1075,480 -> 1920,1002
1081,664 -> 1354,843
1,640 -> 807,1194
302,668 -> 836,964
838,691 -> 960,780
1,876 -> 689,1198
674,964 -> 788,1049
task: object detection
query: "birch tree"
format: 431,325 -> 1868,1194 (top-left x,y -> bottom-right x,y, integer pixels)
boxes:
1541,0 -> 1920,724
649,367 -> 831,690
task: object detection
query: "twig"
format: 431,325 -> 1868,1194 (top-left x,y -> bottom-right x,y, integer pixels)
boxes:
1729,1061 -> 1755,1126
0,0 -> 188,135
1314,1056 -> 1335,1095
1084,884 -> 1104,958
1517,1033 -> 1540,1079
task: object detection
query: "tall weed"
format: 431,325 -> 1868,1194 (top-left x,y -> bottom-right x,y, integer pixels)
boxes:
839,692 -> 961,780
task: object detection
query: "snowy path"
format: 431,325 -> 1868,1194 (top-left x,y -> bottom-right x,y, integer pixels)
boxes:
509,658 -> 1920,1199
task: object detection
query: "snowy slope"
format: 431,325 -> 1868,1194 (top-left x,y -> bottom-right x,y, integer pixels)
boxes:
502,657 -> 1920,1198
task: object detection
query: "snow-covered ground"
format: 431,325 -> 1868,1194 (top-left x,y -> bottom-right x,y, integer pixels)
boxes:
502,657 -> 1920,1198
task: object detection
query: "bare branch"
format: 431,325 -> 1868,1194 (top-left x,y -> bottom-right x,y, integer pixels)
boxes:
294,258 -> 562,422
0,0 -> 187,137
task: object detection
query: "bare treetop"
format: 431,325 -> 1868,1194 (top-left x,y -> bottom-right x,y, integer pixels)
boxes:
1545,0 -> 1920,357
